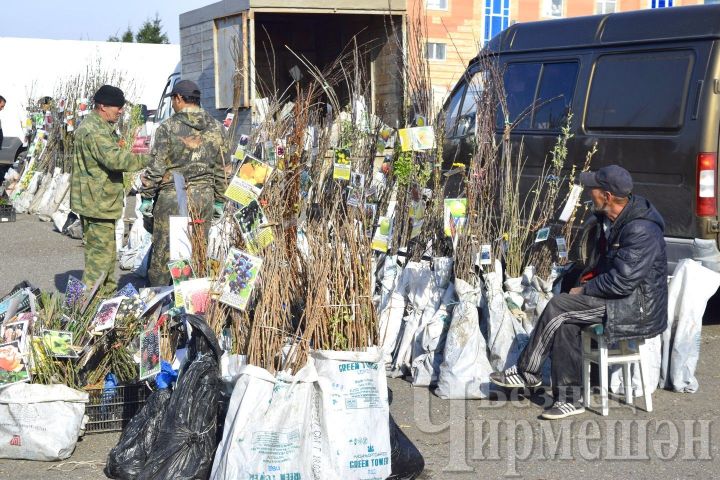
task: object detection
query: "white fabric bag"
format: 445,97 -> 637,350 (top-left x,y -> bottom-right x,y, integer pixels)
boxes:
0,383 -> 88,461
210,362 -> 322,480
485,261 -> 529,372
312,348 -> 392,480
118,218 -> 152,271
13,171 -> 44,213
29,168 -> 60,215
435,278 -> 493,399
38,172 -> 71,219
412,283 -> 456,387
207,216 -> 235,263
377,255 -> 401,313
50,189 -> 71,232
660,259 -> 720,393
389,261 -> 434,375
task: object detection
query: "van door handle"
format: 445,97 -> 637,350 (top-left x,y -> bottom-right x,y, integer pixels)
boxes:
692,80 -> 704,120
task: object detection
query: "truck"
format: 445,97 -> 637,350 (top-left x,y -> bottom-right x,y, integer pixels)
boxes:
178,0 -> 406,134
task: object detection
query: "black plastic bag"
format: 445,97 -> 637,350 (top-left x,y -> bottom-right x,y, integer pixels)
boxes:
387,389 -> 425,480
104,388 -> 172,480
138,314 -> 221,480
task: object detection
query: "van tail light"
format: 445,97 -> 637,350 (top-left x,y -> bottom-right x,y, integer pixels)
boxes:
697,152 -> 717,217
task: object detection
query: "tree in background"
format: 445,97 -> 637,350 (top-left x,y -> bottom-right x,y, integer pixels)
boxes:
108,27 -> 134,43
107,14 -> 169,44
136,14 -> 170,44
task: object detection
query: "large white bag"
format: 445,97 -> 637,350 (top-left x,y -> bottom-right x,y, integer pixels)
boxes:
29,168 -> 60,215
210,363 -> 322,480
411,258 -> 454,360
118,218 -> 152,272
50,189 -> 71,232
38,172 -> 71,219
207,216 -> 235,263
389,261 -> 434,375
376,255 -> 402,313
0,383 -> 88,461
435,278 -> 493,399
312,348 -> 392,480
485,262 -> 529,372
660,259 -> 720,393
412,283 -> 456,387
377,289 -> 407,367
13,171 -> 44,213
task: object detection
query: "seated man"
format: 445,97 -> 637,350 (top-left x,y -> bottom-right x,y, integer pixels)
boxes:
490,165 -> 668,419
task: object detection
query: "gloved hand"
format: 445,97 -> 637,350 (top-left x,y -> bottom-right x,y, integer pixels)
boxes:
214,201 -> 225,217
139,198 -> 153,217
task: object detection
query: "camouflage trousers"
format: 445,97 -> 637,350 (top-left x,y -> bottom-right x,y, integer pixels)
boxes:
147,186 -> 214,286
81,217 -> 117,291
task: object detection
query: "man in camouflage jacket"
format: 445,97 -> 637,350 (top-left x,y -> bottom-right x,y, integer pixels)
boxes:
70,85 -> 147,291
140,80 -> 228,286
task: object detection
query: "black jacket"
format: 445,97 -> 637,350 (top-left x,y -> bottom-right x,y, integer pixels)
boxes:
582,195 -> 668,342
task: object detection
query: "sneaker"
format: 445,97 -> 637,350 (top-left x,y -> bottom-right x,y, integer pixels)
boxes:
489,366 -> 541,389
541,401 -> 586,420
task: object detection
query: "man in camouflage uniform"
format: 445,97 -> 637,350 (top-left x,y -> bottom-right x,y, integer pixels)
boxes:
70,85 -> 147,291
140,80 -> 228,286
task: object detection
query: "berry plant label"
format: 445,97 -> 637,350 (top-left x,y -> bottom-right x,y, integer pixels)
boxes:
168,259 -> 194,308
139,325 -> 161,380
218,248 -> 263,311
92,298 -> 124,332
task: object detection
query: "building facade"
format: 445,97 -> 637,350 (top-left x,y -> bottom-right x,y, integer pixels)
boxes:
416,0 -> 720,102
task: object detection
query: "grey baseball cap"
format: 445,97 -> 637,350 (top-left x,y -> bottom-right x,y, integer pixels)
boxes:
170,80 -> 201,98
578,165 -> 633,197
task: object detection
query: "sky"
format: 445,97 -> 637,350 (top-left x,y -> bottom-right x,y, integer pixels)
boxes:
1,0 -> 215,44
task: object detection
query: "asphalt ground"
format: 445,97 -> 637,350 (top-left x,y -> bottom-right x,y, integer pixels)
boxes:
0,213 -> 718,480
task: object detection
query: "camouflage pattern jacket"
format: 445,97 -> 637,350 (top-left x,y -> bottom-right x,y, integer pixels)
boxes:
70,111 -> 147,219
141,105 -> 228,201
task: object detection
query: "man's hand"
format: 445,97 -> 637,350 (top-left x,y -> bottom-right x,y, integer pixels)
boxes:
569,286 -> 584,295
139,198 -> 153,217
214,201 -> 225,218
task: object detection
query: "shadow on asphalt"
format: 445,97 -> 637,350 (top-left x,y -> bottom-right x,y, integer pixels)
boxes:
54,270 -> 83,292
53,270 -> 149,293
703,289 -> 720,324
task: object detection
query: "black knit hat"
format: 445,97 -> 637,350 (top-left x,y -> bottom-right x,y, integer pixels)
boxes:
93,85 -> 126,107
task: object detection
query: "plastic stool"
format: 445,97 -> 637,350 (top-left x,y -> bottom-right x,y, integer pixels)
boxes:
582,324 -> 653,416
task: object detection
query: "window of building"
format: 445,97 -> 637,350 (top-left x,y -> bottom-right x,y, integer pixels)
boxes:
427,0 -> 448,10
426,42 -> 446,61
585,50 -> 694,132
483,0 -> 510,45
596,0 -> 617,14
650,0 -> 674,7
704,0 -> 720,4
542,0 -> 564,18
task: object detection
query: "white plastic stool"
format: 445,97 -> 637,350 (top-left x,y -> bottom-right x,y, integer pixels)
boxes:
582,324 -> 653,416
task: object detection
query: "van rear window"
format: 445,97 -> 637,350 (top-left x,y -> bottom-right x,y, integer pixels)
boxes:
585,51 -> 694,131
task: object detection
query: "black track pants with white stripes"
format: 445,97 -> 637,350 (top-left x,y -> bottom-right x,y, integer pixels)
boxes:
518,293 -> 606,405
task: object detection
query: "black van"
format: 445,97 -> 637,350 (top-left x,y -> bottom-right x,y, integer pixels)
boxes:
441,4 -> 720,271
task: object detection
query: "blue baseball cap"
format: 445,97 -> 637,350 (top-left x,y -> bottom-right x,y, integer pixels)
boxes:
578,165 -> 633,197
